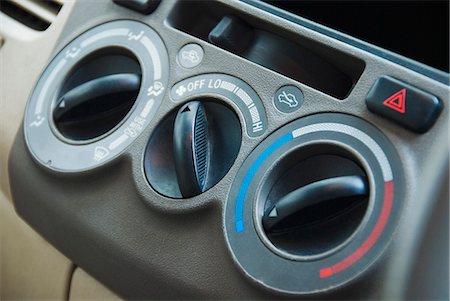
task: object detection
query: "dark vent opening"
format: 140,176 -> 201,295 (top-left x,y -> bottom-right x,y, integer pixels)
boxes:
41,0 -> 62,14
0,0 -> 63,31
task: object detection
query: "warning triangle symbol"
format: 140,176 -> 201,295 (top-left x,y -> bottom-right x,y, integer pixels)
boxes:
383,89 -> 406,113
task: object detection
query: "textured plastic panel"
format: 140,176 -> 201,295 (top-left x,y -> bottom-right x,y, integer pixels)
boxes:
9,0 -> 449,299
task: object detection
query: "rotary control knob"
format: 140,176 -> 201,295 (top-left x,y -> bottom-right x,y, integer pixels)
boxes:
144,99 -> 241,198
23,20 -> 169,172
263,175 -> 368,232
51,48 -> 142,142
260,154 -> 369,257
224,113 -> 404,294
172,101 -> 210,197
53,70 -> 141,141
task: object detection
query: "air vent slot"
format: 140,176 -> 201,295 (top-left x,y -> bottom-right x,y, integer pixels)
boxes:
0,0 -> 63,31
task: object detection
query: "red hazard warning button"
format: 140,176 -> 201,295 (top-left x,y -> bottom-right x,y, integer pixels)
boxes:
383,88 -> 406,113
366,76 -> 442,133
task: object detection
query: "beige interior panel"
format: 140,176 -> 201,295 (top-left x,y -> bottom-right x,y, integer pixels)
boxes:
0,192 -> 74,300
0,2 -> 122,295
69,268 -> 122,301
0,1 -> 75,201
0,1 -> 78,300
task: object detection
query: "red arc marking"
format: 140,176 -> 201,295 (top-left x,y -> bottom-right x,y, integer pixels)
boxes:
383,89 -> 406,113
319,181 -> 394,278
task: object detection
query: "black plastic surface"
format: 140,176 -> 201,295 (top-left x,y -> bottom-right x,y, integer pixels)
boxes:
113,0 -> 161,14
145,100 -> 242,199
366,76 -> 443,133
173,101 -> 209,197
54,73 -> 141,140
261,0 -> 450,73
263,175 -> 368,233
208,16 -> 255,55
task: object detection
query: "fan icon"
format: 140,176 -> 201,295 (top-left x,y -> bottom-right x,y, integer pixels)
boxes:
176,85 -> 187,97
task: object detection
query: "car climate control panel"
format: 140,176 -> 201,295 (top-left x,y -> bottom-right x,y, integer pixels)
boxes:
9,0 -> 449,299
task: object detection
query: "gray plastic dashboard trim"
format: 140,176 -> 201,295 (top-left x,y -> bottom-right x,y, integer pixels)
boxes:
8,0 -> 449,299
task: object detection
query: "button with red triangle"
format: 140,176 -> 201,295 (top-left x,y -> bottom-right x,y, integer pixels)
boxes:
366,76 -> 442,133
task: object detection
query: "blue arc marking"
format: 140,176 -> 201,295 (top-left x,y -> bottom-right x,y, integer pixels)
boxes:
235,133 -> 293,233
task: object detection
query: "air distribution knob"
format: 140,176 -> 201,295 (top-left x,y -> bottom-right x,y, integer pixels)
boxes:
144,99 -> 241,199
52,48 -> 142,141
53,73 -> 140,141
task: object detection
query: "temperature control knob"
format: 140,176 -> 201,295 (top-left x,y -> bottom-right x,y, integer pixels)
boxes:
263,175 -> 369,234
224,113 -> 404,294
